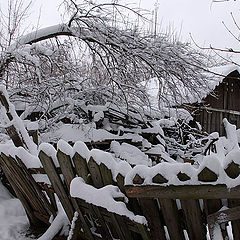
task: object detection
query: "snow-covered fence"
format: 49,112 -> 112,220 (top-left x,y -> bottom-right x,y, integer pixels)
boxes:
125,157 -> 240,240
1,139 -> 240,239
0,140 -> 150,240
0,152 -> 55,227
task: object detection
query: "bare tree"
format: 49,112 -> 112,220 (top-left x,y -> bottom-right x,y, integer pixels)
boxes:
0,0 -> 218,131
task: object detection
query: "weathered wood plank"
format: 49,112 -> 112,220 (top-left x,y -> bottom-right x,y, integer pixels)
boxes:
99,163 -> 114,185
181,200 -> 206,240
88,159 -> 134,240
159,199 -> 185,240
125,185 -> 240,199
90,204 -> 113,240
0,156 -> 40,225
116,173 -> 150,240
72,152 -> 90,183
15,156 -> 56,217
87,157 -> 104,188
1,154 -> 51,224
129,173 -> 166,240
207,205 -> 240,224
76,198 -> 143,234
116,173 -> 142,215
28,167 -> 61,174
57,150 -> 94,240
139,198 -> 166,240
39,151 -> 74,221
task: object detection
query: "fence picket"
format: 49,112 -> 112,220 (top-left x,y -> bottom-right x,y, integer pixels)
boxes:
72,152 -> 90,183
57,149 -> 94,240
181,200 -> 207,240
159,199 -> 185,240
38,151 -> 74,221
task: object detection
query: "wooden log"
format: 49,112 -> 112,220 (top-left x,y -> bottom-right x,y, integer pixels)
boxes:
159,199 -> 185,240
56,150 -> 94,240
181,200 -> 206,240
125,184 -> 240,199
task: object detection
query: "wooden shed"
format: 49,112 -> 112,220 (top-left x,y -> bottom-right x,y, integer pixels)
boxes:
191,66 -> 240,135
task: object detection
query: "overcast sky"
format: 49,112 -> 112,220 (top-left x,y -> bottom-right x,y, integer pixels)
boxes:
2,0 -> 240,51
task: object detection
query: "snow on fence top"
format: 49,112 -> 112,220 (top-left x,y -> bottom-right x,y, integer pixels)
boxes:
124,151 -> 240,188
70,177 -> 147,225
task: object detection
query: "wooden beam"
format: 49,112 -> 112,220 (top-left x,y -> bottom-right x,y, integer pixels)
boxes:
125,184 -> 240,199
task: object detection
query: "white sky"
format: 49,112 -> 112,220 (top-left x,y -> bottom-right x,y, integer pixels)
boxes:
2,0 -> 240,51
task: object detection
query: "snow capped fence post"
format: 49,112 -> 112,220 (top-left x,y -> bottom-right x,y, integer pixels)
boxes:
0,86 -> 37,155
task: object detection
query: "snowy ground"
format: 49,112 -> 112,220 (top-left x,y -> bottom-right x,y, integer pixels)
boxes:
0,183 -> 32,240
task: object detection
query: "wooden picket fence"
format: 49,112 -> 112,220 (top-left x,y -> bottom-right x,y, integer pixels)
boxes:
1,142 -> 240,240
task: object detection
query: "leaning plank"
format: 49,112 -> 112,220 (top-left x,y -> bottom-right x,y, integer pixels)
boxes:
1,154 -> 50,224
39,151 -> 74,221
15,156 -> 56,217
0,156 -> 40,225
181,200 -> 207,240
57,150 -> 94,240
159,199 -> 185,240
116,173 -> 144,215
125,185 -> 240,199
207,206 -> 240,224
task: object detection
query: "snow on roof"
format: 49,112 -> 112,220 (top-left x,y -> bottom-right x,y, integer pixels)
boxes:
206,64 -> 240,91
145,64 -> 240,106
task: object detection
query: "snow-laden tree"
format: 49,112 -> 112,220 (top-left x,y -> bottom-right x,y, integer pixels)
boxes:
0,0 -> 218,131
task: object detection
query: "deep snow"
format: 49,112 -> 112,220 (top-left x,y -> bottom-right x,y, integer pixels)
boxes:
0,183 -> 32,240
